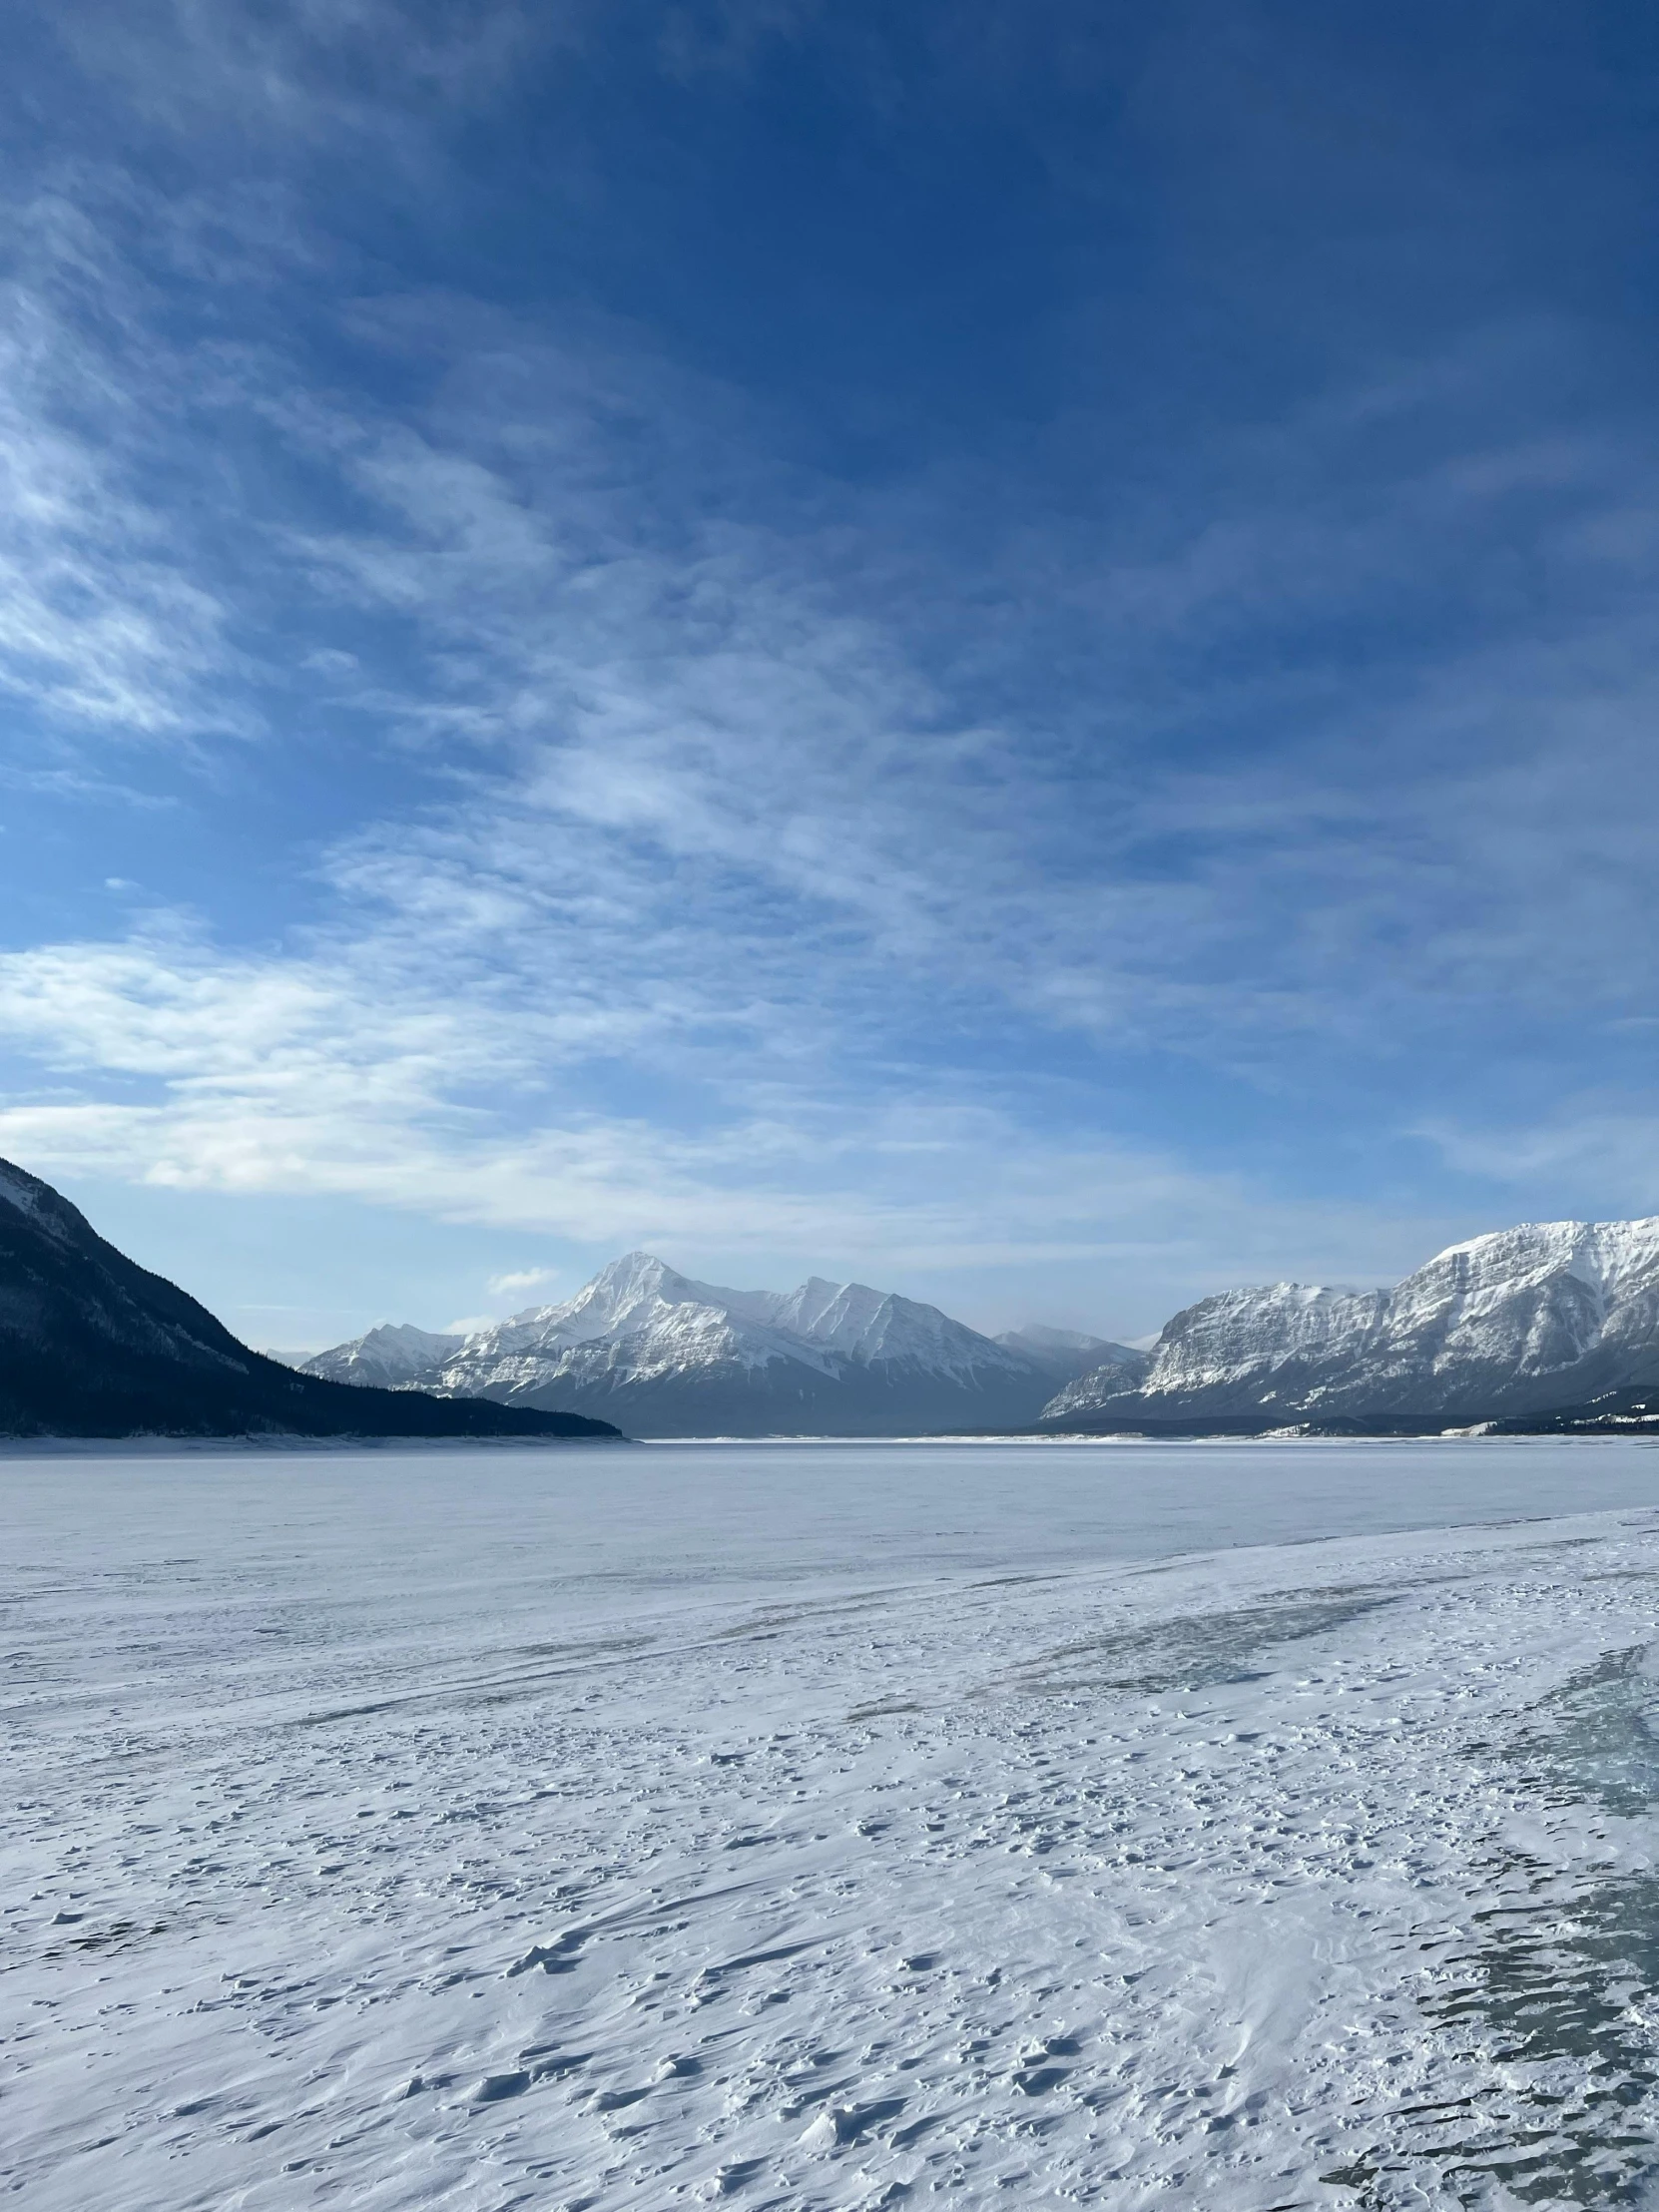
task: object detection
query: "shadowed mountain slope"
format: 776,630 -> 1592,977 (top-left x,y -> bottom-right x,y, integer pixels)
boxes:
0,1160 -> 619,1440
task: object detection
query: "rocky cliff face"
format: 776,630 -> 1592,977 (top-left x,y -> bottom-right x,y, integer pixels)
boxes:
1044,1218 -> 1659,1423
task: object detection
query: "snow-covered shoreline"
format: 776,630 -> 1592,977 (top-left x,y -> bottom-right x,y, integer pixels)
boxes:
0,1425 -> 1641,1456
0,1431 -> 626,1456
6,1441 -> 1659,2206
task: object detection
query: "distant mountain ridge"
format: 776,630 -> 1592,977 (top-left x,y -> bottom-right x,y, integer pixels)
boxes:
0,1159 -> 620,1440
11,1159 -> 1659,1436
995,1324 -> 1147,1388
301,1323 -> 466,1388
1045,1217 -> 1659,1425
304,1253 -> 1141,1436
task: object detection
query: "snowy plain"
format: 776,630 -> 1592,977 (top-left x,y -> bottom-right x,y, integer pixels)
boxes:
6,1437 -> 1659,2209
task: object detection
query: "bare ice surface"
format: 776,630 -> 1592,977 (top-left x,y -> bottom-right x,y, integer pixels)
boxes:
6,1437 -> 1659,2208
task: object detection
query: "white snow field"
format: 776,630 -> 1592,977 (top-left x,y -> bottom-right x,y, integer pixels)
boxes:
7,1438 -> 1659,2210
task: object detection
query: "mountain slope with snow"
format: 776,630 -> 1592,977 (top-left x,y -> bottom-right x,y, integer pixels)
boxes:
1044,1217 -> 1659,1423
301,1323 -> 466,1387
309,1254 -> 1078,1435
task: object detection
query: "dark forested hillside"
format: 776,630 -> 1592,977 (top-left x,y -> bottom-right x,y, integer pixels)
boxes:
0,1159 -> 620,1440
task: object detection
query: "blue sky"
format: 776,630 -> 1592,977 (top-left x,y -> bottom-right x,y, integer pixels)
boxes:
4,0 -> 1659,1348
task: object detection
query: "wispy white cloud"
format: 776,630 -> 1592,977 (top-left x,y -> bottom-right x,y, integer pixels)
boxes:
5,244 -> 1659,1313
1414,1107 -> 1659,1221
0,926 -> 1454,1314
5,10 -> 1659,1330
0,196 -> 244,743
486,1265 -> 558,1295
9,164 -> 1659,1052
55,0 -> 560,156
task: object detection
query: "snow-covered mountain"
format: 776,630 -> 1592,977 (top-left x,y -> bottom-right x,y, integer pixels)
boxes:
1043,1217 -> 1659,1424
304,1253 -> 1107,1435
301,1323 -> 466,1388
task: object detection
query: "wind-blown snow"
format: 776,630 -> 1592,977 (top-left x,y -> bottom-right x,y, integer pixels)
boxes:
7,1437 -> 1659,2208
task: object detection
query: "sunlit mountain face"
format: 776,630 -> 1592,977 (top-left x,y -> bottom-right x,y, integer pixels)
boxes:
1051,1217 -> 1659,1424
301,1251 -> 1141,1434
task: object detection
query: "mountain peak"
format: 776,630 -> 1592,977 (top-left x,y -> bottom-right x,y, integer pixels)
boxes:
328,1250 -> 1067,1434
0,1158 -> 85,1247
301,1322 -> 466,1387
594,1249 -> 675,1285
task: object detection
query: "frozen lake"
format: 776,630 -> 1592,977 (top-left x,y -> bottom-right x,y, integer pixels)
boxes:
9,1432 -> 1659,1616
6,1437 -> 1659,2206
